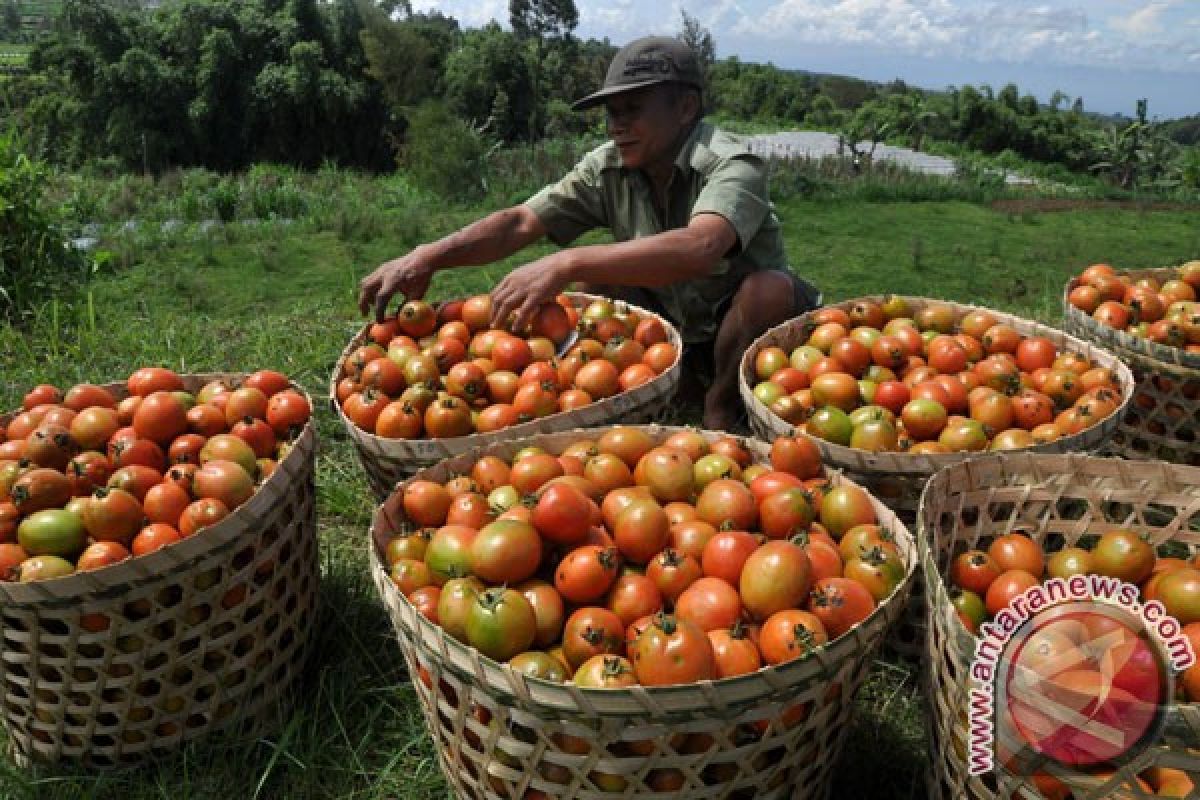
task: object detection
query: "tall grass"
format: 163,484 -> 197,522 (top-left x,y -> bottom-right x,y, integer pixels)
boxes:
765,154 -> 1018,203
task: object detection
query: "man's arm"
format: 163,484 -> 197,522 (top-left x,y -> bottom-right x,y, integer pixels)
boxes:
490,212 -> 737,332
358,205 -> 547,322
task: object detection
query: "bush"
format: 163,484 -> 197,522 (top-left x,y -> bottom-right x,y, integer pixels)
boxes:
402,101 -> 490,202
0,129 -> 94,323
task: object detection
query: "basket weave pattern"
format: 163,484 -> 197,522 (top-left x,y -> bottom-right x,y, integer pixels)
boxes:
0,375 -> 319,767
920,453 -> 1200,800
370,426 -> 918,800
1062,269 -> 1199,466
333,294 -> 684,501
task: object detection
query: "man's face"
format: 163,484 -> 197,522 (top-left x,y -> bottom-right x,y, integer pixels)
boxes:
604,84 -> 695,171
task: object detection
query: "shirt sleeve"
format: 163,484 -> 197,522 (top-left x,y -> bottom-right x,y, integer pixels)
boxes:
523,153 -> 609,247
690,153 -> 771,252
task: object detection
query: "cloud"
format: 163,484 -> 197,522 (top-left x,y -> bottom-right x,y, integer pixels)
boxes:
726,0 -> 1199,72
406,0 -> 1200,74
1109,1 -> 1174,36
410,0 -> 506,28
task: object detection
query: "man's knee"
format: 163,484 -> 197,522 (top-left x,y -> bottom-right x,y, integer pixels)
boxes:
731,270 -> 799,320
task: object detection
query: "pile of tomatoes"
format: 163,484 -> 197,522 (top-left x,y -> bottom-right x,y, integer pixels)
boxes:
748,297 -> 1125,453
335,295 -> 677,439
947,529 -> 1200,702
381,428 -> 907,689
1068,262 -> 1200,352
0,369 -> 311,583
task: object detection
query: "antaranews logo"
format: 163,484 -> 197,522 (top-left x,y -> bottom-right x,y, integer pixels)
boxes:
966,574 -> 1195,777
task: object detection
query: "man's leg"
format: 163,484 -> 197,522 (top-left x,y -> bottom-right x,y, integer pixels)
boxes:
704,271 -> 820,430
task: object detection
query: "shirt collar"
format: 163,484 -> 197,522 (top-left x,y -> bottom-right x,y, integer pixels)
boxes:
672,120 -> 711,176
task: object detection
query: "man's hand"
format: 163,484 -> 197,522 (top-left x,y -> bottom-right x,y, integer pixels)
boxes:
358,249 -> 436,322
490,257 -> 572,334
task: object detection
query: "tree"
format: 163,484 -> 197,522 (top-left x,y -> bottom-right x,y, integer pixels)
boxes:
402,99 -> 489,201
1089,100 -> 1151,189
443,23 -> 535,141
359,4 -> 439,112
838,99 -> 894,166
678,10 -> 715,71
20,0 -> 392,171
2,1 -> 20,39
509,0 -> 577,41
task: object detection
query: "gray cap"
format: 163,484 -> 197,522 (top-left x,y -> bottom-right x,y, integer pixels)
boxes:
572,36 -> 704,111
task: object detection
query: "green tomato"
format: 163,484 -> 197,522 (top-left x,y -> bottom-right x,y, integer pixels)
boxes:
17,555 -> 76,582
466,587 -> 536,662
17,509 -> 86,558
807,406 -> 852,446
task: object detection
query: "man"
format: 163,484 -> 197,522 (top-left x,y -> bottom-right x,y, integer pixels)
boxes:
358,36 -> 821,431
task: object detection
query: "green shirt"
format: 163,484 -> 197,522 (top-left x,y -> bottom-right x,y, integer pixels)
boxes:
524,120 -> 788,342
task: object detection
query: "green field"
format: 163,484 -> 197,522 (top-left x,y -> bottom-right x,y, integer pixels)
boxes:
1,186 -> 1199,799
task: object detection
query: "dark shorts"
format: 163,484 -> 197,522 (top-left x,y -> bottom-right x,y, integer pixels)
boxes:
595,270 -> 823,386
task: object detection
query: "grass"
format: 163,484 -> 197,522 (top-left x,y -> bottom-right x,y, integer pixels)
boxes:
1,171 -> 1199,799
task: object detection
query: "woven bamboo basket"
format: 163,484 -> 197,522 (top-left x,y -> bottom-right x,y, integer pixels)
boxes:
921,453 -> 1200,800
333,293 -> 683,501
740,296 -> 1134,661
369,425 -> 918,800
1062,268 -> 1200,466
0,374 -> 319,768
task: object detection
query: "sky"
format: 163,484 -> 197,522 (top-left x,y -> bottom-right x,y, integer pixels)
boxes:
411,0 -> 1200,119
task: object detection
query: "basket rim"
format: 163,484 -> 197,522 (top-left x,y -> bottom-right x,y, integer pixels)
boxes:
739,294 -> 1136,477
1062,267 -> 1200,372
912,450 -> 1200,618
369,423 -> 919,715
0,372 -> 317,606
330,292 -> 683,458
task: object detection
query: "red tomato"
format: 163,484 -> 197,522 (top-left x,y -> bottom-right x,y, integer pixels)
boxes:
469,519 -> 542,585
612,499 -> 670,565
701,530 -> 760,586
645,548 -> 702,602
739,541 -> 812,621
605,573 -> 664,627
555,545 -> 620,605
984,569 -> 1040,616
403,480 -> 452,528
987,532 -> 1045,578
950,549 -> 1003,596
573,654 -> 638,688
82,487 -> 143,545
669,519 -> 718,562
758,609 -> 829,665
531,482 -> 592,545
629,614 -> 716,685
562,606 -> 625,669
674,576 -> 742,633
516,579 -> 566,649
708,624 -> 762,678
178,497 -> 229,537
758,487 -> 816,539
